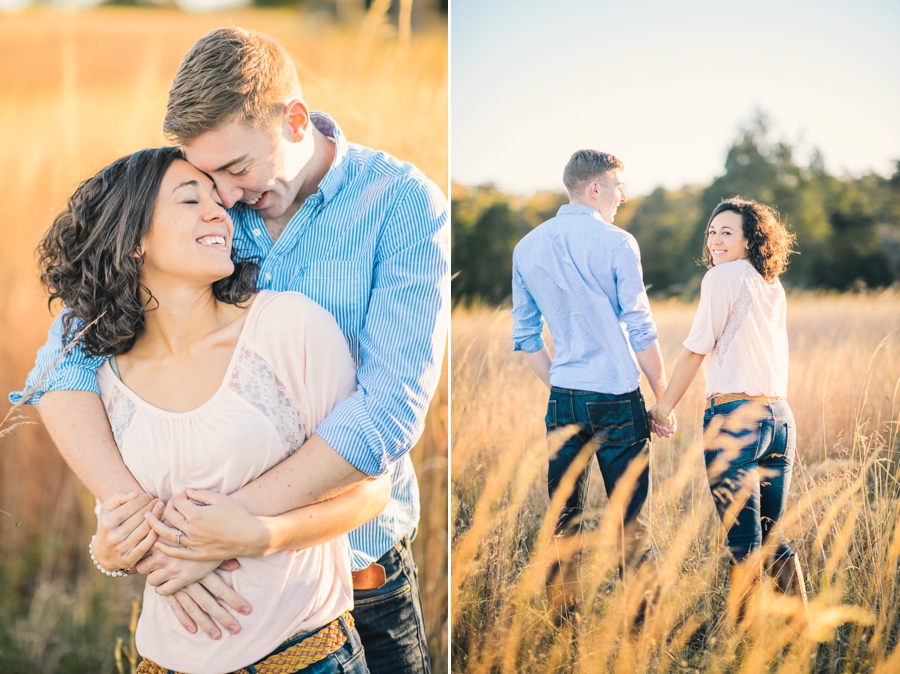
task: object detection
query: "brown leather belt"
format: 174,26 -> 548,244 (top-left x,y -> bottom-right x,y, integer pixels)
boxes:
705,392 -> 784,411
352,562 -> 387,590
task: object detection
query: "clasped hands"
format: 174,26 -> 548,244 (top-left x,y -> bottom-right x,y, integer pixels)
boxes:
647,404 -> 676,438
93,489 -> 268,640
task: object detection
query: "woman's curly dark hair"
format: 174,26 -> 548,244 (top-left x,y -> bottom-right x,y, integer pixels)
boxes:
701,197 -> 797,282
38,147 -> 258,357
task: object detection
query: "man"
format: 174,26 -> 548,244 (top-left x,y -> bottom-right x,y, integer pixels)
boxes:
11,28 -> 446,673
510,149 -> 672,624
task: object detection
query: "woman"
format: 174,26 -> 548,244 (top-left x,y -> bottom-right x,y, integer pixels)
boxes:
648,197 -> 807,624
39,147 -> 387,673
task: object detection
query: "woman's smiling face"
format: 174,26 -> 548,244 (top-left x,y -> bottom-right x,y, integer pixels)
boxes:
706,210 -> 749,265
140,159 -> 235,288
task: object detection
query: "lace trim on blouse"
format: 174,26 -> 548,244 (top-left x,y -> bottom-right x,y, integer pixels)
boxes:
714,279 -> 758,366
228,344 -> 307,458
104,385 -> 136,447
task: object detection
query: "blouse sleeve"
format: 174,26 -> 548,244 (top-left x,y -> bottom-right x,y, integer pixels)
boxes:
251,292 -> 358,435
683,267 -> 736,355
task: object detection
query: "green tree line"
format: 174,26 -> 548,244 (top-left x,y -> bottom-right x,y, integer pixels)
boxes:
452,116 -> 900,304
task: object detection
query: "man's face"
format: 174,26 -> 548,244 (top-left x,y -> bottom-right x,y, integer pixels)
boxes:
594,169 -> 627,223
182,118 -> 301,219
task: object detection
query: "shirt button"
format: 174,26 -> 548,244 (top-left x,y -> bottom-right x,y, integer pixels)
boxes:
265,273 -> 272,281
252,228 -> 262,236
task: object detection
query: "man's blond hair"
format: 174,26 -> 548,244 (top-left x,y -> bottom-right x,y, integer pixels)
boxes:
164,28 -> 302,144
562,149 -> 624,197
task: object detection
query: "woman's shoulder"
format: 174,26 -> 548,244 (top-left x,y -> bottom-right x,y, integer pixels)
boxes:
727,260 -> 785,296
242,291 -> 356,398
250,290 -> 340,328
700,260 -> 751,293
704,259 -> 755,278
245,290 -> 347,352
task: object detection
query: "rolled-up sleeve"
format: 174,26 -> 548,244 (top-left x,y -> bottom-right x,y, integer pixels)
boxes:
613,236 -> 658,352
510,253 -> 545,353
313,177 -> 449,477
9,311 -> 106,409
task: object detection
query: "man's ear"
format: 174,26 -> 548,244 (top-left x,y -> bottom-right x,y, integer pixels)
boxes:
284,99 -> 310,142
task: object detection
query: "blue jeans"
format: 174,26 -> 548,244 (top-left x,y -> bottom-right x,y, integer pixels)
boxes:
351,537 -> 430,674
703,398 -> 797,564
545,386 -> 653,571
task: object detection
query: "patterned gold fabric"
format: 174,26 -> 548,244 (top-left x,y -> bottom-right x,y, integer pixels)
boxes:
136,613 -> 353,674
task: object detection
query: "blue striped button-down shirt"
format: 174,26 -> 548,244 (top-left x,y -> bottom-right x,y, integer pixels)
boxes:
11,113 -> 450,568
511,204 -> 658,395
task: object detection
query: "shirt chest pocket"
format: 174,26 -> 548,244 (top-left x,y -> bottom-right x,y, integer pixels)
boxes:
301,261 -> 370,360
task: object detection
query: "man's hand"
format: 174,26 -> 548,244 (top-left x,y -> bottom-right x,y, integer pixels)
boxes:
147,490 -> 269,561
93,492 -> 162,570
164,581 -> 248,640
135,548 -> 251,639
648,404 -> 676,438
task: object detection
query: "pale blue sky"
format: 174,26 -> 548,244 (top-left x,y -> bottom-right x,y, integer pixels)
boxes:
451,0 -> 900,197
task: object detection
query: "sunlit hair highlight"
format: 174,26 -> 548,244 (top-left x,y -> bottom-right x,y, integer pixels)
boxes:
38,148 -> 258,357
702,197 -> 797,282
164,27 -> 302,143
562,149 -> 624,197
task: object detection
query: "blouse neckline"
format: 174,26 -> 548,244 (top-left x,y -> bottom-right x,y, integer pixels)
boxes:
101,293 -> 265,418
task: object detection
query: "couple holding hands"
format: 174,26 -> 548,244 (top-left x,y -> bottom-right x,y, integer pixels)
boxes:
11,27 -> 446,674
512,150 -> 807,628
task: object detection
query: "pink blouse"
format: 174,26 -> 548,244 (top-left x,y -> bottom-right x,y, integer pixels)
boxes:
683,260 -> 788,399
97,291 -> 358,674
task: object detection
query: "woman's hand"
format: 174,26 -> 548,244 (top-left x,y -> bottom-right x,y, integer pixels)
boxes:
648,404 -> 676,438
136,545 -> 222,594
146,489 -> 269,561
93,491 -> 162,571
134,547 -> 251,639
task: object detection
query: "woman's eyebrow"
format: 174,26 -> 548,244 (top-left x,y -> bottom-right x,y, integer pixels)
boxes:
173,180 -> 199,192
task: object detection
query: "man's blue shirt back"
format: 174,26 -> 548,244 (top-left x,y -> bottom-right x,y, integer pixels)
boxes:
11,113 -> 450,569
511,203 -> 657,395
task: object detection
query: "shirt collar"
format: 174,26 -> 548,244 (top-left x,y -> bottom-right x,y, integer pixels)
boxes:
557,203 -> 606,222
311,111 -> 349,204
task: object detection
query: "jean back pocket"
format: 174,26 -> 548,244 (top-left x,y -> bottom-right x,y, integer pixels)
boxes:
586,400 -> 635,445
545,400 -> 558,431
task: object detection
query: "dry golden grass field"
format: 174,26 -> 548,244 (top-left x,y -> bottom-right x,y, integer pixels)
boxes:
0,8 -> 447,673
451,293 -> 900,673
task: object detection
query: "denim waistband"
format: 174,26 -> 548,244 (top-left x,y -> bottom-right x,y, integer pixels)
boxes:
704,397 -> 792,418
549,385 -> 642,400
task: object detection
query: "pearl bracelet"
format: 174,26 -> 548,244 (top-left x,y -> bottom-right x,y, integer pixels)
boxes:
89,535 -> 129,577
